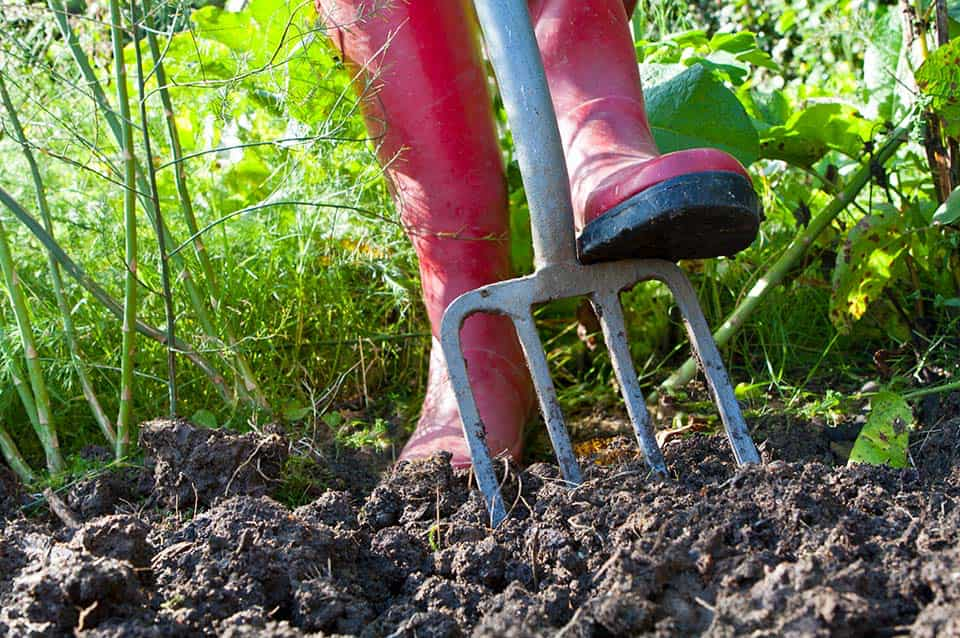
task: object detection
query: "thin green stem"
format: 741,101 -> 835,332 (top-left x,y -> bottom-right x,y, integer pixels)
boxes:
0,73 -> 116,446
0,220 -> 63,473
661,126 -> 910,393
0,422 -> 36,483
0,325 -> 41,433
109,0 -> 139,459
0,186 -> 235,404
903,379 -> 960,400
46,0 -> 253,410
132,3 -> 177,417
141,0 -> 268,410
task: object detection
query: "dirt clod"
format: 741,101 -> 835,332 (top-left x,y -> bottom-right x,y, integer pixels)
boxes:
3,414 -> 960,636
139,417 -> 287,509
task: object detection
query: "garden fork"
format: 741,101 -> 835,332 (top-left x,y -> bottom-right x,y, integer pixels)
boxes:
441,0 -> 762,526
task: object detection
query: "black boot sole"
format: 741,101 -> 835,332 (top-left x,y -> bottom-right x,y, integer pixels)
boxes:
577,171 -> 761,264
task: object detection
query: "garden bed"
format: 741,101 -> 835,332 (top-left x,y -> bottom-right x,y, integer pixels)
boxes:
1,395 -> 960,637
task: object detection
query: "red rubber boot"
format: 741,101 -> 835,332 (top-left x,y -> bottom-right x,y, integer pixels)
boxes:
318,1 -> 534,466
530,0 -> 761,263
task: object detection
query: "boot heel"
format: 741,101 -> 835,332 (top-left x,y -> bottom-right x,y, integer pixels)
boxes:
577,171 -> 761,264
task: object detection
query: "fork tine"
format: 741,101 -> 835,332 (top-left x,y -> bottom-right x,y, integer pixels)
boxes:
591,291 -> 667,475
439,309 -> 508,526
511,314 -> 583,486
657,264 -> 761,466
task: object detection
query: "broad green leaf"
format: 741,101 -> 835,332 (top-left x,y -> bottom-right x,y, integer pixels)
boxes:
685,52 -> 749,86
736,48 -> 780,72
933,186 -> 960,226
760,103 -> 872,167
192,409 -> 218,429
739,88 -> 791,128
644,64 -> 760,166
848,391 -> 912,468
709,32 -> 757,55
640,63 -> 686,88
916,38 -> 960,138
191,7 -> 257,54
829,205 -> 908,332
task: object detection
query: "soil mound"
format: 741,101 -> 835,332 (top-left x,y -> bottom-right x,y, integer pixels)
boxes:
0,412 -> 959,636
139,418 -> 288,509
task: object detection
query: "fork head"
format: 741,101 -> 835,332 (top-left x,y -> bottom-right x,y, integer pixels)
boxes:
440,259 -> 760,527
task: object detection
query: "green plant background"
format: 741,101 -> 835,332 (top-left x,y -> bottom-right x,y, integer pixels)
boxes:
0,0 -> 957,484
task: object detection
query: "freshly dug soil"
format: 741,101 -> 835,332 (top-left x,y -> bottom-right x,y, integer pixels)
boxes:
2,396 -> 960,637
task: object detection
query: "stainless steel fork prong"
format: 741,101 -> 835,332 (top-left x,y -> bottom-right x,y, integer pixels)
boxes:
657,267 -> 762,466
511,314 -> 583,485
590,291 -> 668,475
439,306 -> 509,526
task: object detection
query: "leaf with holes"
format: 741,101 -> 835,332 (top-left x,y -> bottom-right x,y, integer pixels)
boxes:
829,205 -> 909,333
849,391 -> 912,468
916,38 -> 960,138
760,103 -> 873,168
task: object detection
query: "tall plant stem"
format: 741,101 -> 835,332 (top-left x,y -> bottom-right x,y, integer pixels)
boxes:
0,423 -> 36,483
0,187 -> 236,405
0,220 -> 64,473
661,126 -> 910,393
108,0 -> 138,459
47,0 -> 265,410
131,4 -> 177,417
142,0 -> 268,411
0,325 -> 41,435
0,74 -> 116,446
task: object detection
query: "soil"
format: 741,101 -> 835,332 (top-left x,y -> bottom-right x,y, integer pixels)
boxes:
1,394 -> 960,637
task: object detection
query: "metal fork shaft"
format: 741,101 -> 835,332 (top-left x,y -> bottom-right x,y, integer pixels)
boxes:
472,0 -> 577,269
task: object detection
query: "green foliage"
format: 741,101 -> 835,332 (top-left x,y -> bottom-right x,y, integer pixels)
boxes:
644,63 -> 760,166
829,204 -> 910,333
916,38 -> 960,138
0,0 -> 958,482
933,186 -> 960,225
848,391 -> 912,468
756,102 -> 873,167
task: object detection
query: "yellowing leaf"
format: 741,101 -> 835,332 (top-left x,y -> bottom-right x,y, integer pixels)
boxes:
829,205 -> 909,333
916,38 -> 960,138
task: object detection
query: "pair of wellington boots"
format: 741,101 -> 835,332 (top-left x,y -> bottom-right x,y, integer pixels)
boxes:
318,0 -> 760,466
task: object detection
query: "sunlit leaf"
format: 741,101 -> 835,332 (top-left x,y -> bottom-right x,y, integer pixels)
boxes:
760,102 -> 873,167
848,391 -> 912,468
830,205 -> 909,332
644,63 -> 760,166
916,38 -> 960,138
932,186 -> 960,226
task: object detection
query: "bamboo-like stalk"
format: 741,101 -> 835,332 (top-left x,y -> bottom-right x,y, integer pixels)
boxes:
108,0 -> 139,459
661,126 -> 910,392
46,0 -> 264,410
0,422 -> 36,483
0,73 -> 116,445
142,0 -> 269,411
131,5 -> 177,417
0,220 -> 64,473
0,325 -> 41,434
0,186 -> 236,404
